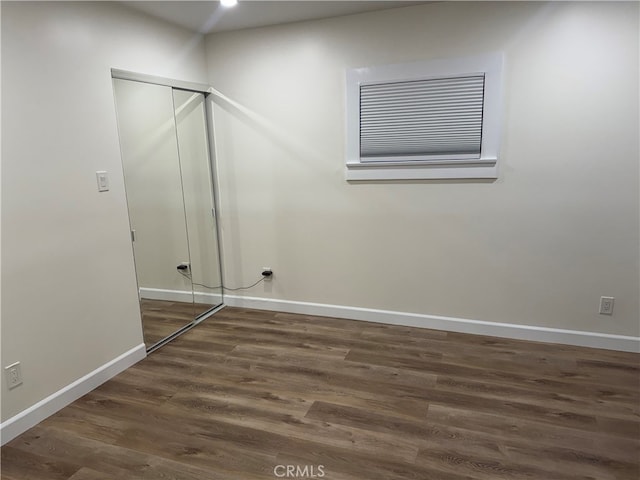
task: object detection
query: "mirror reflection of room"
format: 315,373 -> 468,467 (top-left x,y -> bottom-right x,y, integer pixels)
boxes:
113,78 -> 223,350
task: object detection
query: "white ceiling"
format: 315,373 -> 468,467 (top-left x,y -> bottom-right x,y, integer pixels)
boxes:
122,1 -> 429,34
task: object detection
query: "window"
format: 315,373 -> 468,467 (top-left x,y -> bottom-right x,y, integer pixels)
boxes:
346,53 -> 503,181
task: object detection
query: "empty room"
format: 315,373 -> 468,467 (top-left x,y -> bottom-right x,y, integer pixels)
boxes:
1,1 -> 639,479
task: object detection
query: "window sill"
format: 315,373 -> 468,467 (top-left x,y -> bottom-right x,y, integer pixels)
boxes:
345,159 -> 498,181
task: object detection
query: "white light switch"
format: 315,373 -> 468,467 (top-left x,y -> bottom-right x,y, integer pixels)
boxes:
96,171 -> 109,192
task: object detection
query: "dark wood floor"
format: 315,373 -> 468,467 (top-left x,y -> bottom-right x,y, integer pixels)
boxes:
2,307 -> 639,479
140,299 -> 215,348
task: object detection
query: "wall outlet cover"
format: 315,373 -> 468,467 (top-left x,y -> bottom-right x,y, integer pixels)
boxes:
599,296 -> 615,315
5,362 -> 23,389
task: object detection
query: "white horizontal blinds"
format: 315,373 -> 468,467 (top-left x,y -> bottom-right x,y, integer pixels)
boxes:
359,75 -> 485,159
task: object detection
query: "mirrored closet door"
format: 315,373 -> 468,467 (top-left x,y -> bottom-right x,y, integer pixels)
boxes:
113,78 -> 223,351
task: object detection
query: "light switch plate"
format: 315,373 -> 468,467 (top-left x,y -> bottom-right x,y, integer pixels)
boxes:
96,171 -> 109,192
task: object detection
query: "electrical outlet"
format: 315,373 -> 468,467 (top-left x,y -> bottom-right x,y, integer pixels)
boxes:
599,296 -> 615,315
262,267 -> 273,278
177,262 -> 191,274
5,362 -> 23,389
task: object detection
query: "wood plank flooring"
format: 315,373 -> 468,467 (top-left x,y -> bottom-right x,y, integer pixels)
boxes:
2,306 -> 639,479
140,299 -> 216,348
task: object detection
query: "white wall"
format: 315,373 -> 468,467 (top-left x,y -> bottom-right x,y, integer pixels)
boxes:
1,1 -> 208,422
206,1 -> 639,338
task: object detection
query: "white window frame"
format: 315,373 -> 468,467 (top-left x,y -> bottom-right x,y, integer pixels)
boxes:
345,53 -> 504,181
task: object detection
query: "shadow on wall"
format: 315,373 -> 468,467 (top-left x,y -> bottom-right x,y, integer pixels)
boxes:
210,87 -> 325,168
210,87 -> 496,187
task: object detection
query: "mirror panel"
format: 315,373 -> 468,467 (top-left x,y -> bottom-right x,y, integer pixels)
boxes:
113,79 -> 196,348
173,89 -> 224,317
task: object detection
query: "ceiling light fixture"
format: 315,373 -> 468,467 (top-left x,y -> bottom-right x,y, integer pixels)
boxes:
220,0 -> 238,7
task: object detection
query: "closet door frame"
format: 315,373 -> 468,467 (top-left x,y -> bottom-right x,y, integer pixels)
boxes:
111,69 -> 225,352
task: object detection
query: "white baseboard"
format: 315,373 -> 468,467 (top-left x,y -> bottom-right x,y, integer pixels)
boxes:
139,287 -> 192,303
223,295 -> 640,353
140,287 -> 222,306
194,291 -> 223,306
0,343 -> 146,446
